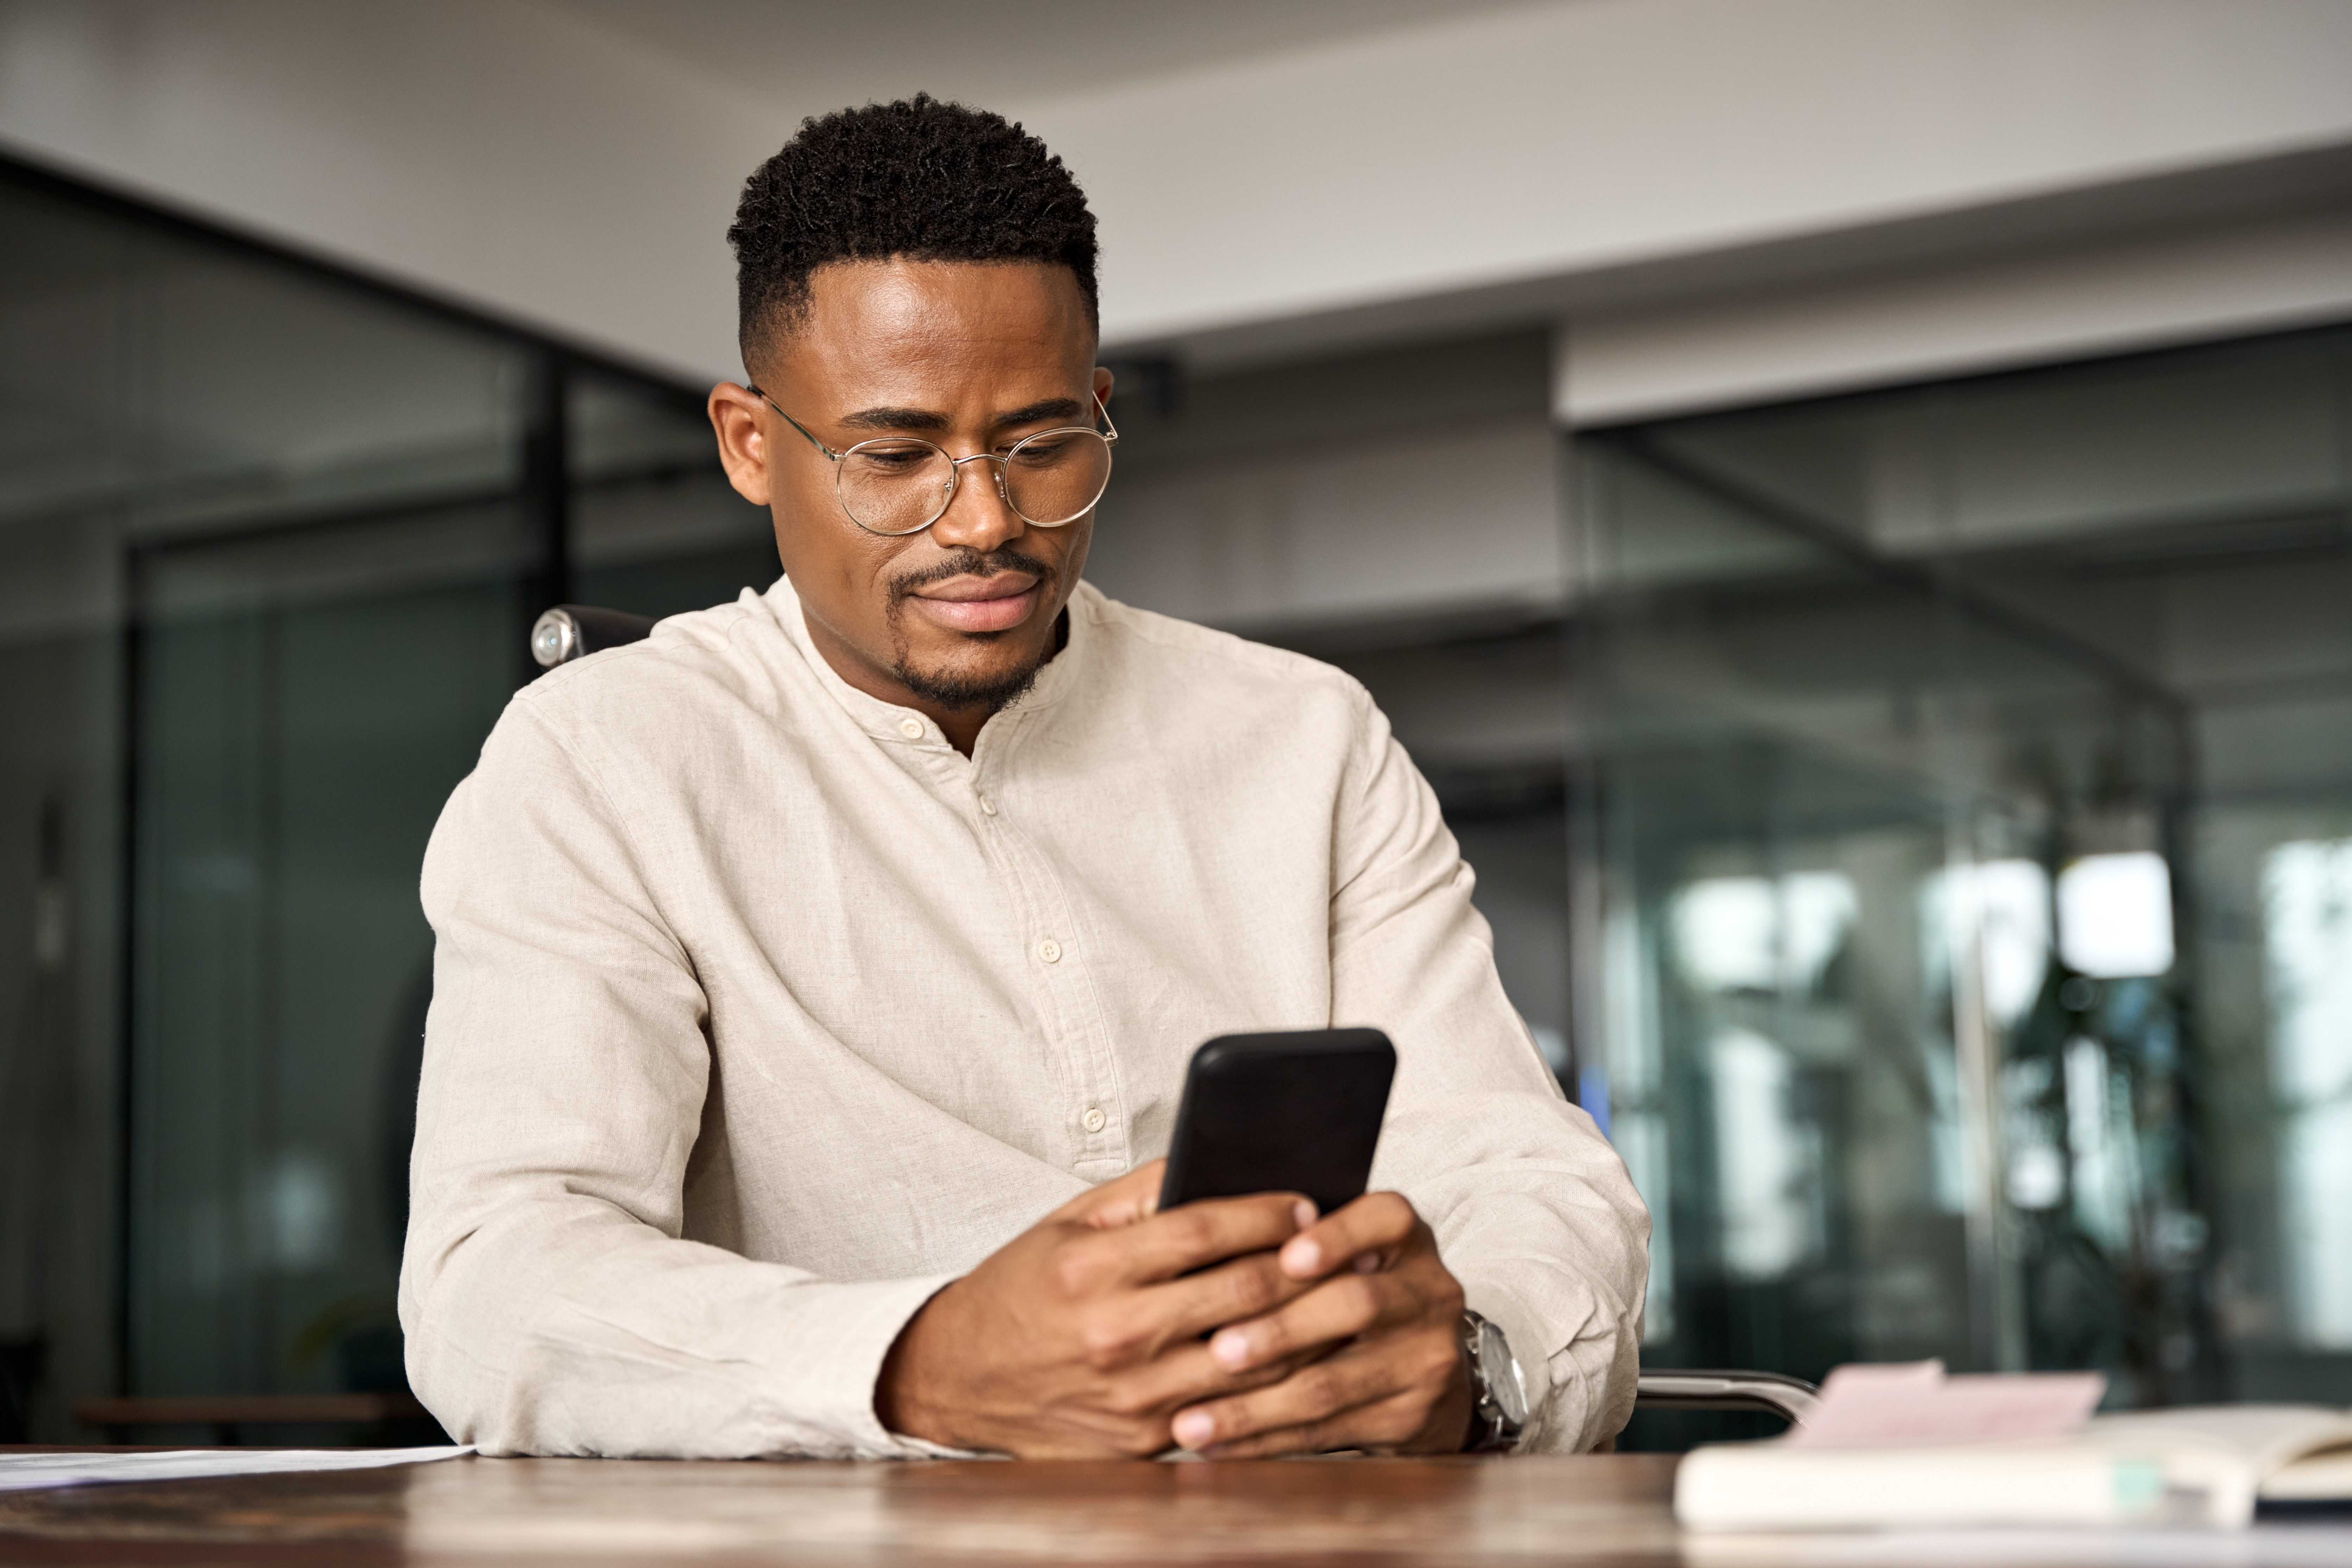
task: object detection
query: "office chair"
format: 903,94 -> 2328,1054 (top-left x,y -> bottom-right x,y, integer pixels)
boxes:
530,605 -> 663,668
527,606 -> 1824,1431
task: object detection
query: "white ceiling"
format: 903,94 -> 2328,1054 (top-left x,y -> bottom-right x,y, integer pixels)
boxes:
542,0 -> 1558,119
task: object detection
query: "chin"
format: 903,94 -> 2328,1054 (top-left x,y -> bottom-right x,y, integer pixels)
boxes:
893,643 -> 1046,712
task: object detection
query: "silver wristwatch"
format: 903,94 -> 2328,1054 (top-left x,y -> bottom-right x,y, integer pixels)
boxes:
1460,1309 -> 1528,1452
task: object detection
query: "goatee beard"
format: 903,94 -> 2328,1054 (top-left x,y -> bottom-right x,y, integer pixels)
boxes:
883,546 -> 1061,714
887,655 -> 1044,714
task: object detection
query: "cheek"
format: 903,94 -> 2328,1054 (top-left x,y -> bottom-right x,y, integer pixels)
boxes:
774,460 -> 840,529
771,492 -> 902,593
1057,519 -> 1095,580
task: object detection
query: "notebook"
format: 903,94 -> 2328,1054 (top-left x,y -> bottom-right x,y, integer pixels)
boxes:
1675,1362 -> 2352,1531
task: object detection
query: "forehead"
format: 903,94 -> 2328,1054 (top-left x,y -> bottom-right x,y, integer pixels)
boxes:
776,260 -> 1094,396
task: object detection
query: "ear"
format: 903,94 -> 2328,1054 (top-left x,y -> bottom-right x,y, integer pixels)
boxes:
708,382 -> 773,507
1091,364 -> 1115,416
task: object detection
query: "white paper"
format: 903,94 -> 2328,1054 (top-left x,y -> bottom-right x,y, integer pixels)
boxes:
1788,1360 -> 2107,1448
0,1445 -> 472,1492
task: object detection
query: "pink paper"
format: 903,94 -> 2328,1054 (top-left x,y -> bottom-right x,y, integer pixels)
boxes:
1785,1359 -> 2107,1448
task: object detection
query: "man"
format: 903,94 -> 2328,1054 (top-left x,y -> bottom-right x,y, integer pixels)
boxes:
401,96 -> 1646,1460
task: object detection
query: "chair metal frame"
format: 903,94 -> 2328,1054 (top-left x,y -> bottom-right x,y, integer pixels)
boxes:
1633,1369 -> 1818,1424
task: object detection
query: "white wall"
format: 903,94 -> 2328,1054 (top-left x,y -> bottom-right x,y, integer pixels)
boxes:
1086,419 -> 1565,631
1562,206 -> 2352,424
4,0 -> 2350,390
0,0 -> 778,380
1029,0 -> 2352,356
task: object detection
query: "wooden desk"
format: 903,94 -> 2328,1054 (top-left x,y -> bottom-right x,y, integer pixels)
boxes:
3,1451 -> 2349,1566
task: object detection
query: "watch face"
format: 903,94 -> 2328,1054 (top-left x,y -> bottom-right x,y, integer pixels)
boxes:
1478,1319 -> 1528,1427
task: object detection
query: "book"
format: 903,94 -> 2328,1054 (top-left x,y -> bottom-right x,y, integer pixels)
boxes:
1676,1373 -> 2352,1531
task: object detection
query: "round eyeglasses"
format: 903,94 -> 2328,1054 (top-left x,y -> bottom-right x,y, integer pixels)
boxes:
748,386 -> 1118,537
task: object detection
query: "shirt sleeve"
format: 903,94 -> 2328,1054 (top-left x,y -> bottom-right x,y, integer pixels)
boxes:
1327,685 -> 1651,1453
398,698 -> 961,1459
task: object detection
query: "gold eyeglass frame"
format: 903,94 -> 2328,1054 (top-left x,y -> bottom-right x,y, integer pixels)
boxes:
746,384 -> 1119,537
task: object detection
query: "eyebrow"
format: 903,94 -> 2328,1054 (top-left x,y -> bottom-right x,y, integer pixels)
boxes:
839,405 -> 950,433
836,396 -> 1087,435
994,396 -> 1088,429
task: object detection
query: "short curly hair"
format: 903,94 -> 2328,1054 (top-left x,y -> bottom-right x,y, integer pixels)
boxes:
727,94 -> 1099,366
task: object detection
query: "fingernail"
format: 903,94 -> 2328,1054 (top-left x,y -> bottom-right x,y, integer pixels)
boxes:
1172,1411 -> 1214,1448
1354,1252 -> 1380,1274
1282,1238 -> 1321,1274
1292,1199 -> 1316,1231
1209,1329 -> 1251,1369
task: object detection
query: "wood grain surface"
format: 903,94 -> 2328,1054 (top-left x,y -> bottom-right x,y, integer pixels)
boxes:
8,1450 -> 2351,1566
0,1451 -> 1682,1565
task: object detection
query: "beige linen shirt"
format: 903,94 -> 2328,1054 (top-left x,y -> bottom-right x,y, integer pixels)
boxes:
401,576 -> 1647,1458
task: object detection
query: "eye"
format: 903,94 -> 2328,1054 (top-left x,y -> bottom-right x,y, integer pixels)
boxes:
849,442 -> 939,473
1010,436 -> 1073,466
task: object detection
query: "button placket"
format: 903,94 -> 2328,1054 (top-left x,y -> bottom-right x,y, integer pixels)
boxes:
968,708 -> 1130,1174
994,830 -> 1127,1170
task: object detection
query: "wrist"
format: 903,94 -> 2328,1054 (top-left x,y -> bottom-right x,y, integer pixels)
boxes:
874,1286 -> 958,1446
1452,1345 -> 1481,1453
1458,1309 -> 1529,1453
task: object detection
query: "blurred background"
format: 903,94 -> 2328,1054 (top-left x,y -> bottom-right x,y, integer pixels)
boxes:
2,0 -> 2350,1447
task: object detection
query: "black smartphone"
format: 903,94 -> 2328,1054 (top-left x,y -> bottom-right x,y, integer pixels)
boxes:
1157,1028 -> 1397,1217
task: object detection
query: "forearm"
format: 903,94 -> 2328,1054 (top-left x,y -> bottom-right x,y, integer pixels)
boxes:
1452,1254 -> 1642,1453
401,1192 -> 959,1458
1326,714 -> 1649,1452
1386,1099 -> 1649,1453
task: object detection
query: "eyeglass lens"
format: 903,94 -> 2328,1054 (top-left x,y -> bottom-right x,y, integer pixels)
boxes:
837,429 -> 1112,535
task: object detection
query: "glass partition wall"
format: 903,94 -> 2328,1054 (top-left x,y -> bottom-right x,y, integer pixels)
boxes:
0,157 -> 766,1441
1576,327 -> 2352,1427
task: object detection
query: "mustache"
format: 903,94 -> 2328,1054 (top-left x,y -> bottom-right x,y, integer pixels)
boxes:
888,547 -> 1057,603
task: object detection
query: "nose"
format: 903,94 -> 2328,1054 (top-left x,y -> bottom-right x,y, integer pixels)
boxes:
929,453 -> 1026,553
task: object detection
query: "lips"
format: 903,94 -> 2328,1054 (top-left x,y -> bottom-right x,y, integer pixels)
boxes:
906,573 -> 1041,634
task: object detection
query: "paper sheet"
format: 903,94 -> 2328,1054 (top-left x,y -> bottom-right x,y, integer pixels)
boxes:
1787,1360 -> 2107,1448
0,1444 -> 472,1492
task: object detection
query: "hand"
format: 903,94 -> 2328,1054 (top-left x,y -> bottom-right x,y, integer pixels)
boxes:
875,1161 -> 1326,1457
1164,1191 -> 1473,1458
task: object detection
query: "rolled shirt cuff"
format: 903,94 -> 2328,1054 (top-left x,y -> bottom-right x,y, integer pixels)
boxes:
1456,1274 -> 1559,1452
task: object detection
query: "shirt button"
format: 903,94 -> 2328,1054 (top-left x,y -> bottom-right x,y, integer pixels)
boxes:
898,717 -> 924,739
1037,938 -> 1063,964
1082,1107 -> 1107,1134
978,794 -> 997,817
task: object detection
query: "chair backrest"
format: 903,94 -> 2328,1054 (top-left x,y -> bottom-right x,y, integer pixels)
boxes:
530,605 -> 658,669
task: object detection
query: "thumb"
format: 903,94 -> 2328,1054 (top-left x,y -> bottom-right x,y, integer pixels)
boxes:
1050,1159 -> 1167,1230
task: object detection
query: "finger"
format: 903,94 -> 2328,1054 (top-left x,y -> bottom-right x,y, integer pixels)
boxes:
1051,1160 -> 1167,1228
1101,1333 -> 1326,1427
1197,1388 -> 1435,1460
1103,1191 -> 1316,1286
1139,1247 -> 1322,1346
1205,1268 -> 1392,1373
1065,1255 -> 1331,1414
1278,1191 -> 1421,1280
1170,1339 -> 1412,1453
